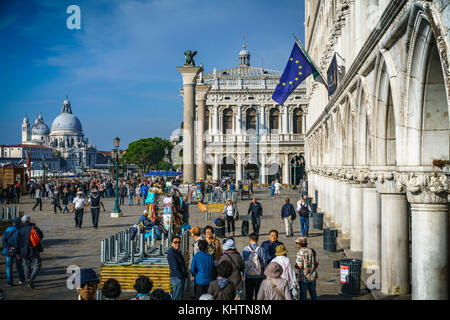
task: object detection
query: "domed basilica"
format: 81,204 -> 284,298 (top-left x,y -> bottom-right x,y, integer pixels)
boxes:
22,97 -> 97,170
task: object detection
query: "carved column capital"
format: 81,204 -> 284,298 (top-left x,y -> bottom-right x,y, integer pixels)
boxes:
374,171 -> 403,194
395,172 -> 449,204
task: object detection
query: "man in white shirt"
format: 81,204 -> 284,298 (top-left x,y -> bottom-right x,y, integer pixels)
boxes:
274,181 -> 282,200
72,191 -> 87,229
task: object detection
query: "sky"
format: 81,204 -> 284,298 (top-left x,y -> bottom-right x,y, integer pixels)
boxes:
0,0 -> 305,151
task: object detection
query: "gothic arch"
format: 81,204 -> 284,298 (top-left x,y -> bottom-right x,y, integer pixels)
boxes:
404,7 -> 450,166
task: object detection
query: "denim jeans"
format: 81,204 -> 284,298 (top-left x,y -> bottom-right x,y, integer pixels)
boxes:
23,253 -> 42,282
251,217 -> 261,234
63,204 -> 69,213
171,277 -> 186,300
300,216 -> 309,236
5,255 -> 24,285
299,280 -> 317,300
128,196 -> 133,205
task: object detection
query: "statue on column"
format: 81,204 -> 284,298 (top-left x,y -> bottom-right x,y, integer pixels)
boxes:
184,50 -> 197,66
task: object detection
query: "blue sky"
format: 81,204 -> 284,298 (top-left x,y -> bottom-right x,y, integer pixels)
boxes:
0,0 -> 305,150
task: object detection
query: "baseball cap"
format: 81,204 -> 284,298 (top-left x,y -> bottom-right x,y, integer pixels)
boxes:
21,215 -> 30,223
296,237 -> 308,244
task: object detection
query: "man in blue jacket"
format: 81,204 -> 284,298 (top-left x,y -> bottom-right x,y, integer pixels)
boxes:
167,235 -> 188,300
281,198 -> 296,237
15,216 -> 43,289
260,230 -> 283,264
190,239 -> 216,299
1,218 -> 24,286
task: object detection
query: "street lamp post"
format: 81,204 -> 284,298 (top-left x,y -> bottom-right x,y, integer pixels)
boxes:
163,147 -> 170,193
292,161 -> 298,190
111,137 -> 122,218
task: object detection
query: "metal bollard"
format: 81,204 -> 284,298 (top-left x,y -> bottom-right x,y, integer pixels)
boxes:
130,239 -> 135,264
115,239 -> 119,263
101,240 -> 105,264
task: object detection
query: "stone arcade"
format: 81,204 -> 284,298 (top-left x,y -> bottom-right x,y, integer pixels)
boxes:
304,0 -> 449,300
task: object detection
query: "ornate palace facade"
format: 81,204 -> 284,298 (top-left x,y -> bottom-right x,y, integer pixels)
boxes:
194,45 -> 308,184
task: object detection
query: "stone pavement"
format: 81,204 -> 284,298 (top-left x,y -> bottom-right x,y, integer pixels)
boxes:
0,188 -> 373,300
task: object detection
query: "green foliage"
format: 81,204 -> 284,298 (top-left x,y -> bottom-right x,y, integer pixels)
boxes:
121,137 -> 172,173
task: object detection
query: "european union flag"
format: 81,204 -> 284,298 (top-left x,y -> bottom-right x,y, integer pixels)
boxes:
272,42 -> 314,105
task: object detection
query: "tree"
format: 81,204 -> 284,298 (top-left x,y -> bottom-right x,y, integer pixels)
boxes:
121,137 -> 172,173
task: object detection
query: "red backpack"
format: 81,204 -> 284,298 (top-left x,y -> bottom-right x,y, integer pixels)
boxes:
29,226 -> 42,247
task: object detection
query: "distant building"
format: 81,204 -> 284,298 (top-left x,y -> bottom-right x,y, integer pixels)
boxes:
20,97 -> 97,171
0,144 -> 60,171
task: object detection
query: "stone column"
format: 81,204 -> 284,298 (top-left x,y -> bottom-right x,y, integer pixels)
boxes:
260,153 -> 267,184
177,66 -> 202,184
236,153 -> 243,183
195,83 -> 211,182
283,154 -> 290,185
283,106 -> 289,134
340,174 -> 351,239
329,173 -> 337,226
362,182 -> 381,271
375,172 -> 410,295
333,172 -> 342,230
259,106 -> 266,135
236,105 -> 242,135
212,154 -> 220,182
397,172 -> 449,300
349,182 -> 363,252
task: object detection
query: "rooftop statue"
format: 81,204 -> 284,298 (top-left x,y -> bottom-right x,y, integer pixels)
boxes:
184,50 -> 197,67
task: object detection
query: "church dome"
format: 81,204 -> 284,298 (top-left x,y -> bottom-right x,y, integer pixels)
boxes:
31,113 -> 50,135
51,113 -> 83,132
51,96 -> 83,133
31,123 -> 50,135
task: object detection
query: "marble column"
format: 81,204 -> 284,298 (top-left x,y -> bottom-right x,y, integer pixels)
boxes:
375,174 -> 410,295
400,172 -> 449,300
329,176 -> 336,226
362,185 -> 381,271
283,154 -> 290,185
283,106 -> 289,134
212,154 -> 220,182
260,153 -> 267,184
349,182 -> 363,252
236,106 -> 242,135
236,153 -> 243,183
177,66 -> 202,184
195,83 -> 211,182
334,176 -> 342,230
340,179 -> 351,239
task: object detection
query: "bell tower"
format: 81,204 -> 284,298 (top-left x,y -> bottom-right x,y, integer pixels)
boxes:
22,114 -> 30,144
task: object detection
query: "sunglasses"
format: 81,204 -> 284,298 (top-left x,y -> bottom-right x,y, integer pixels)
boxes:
172,241 -> 181,244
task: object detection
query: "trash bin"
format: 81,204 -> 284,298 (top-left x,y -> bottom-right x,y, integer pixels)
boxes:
323,229 -> 338,252
313,213 -> 323,230
334,259 -> 362,296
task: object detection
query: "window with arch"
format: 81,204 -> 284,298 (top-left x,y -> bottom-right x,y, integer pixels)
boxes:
293,108 -> 303,134
269,108 -> 280,133
246,108 -> 257,131
223,108 -> 233,134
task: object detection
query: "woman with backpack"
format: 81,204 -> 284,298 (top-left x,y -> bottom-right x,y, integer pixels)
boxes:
218,238 -> 245,300
207,260 -> 235,300
241,233 -> 266,300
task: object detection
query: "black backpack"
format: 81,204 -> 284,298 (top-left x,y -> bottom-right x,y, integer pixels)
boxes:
299,203 -> 309,217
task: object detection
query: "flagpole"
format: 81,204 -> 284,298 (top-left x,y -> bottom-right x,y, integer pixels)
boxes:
292,33 -> 327,85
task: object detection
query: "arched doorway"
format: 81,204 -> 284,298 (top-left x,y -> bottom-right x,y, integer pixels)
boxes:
290,155 -> 305,186
220,156 -> 235,180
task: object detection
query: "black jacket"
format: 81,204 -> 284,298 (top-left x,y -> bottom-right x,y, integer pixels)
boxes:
248,202 -> 263,218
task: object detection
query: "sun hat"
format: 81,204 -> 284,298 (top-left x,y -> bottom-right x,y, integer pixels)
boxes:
223,238 -> 236,251
295,237 -> 308,245
275,244 -> 287,256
